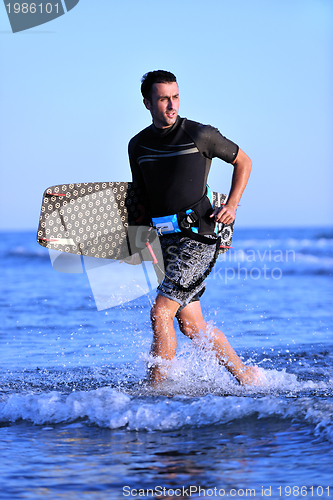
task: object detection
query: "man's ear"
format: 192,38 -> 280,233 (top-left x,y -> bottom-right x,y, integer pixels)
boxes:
143,98 -> 151,110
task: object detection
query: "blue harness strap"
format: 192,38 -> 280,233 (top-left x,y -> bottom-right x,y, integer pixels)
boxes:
152,213 -> 181,235
152,186 -> 217,240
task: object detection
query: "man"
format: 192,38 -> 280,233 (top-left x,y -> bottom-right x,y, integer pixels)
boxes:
128,70 -> 259,386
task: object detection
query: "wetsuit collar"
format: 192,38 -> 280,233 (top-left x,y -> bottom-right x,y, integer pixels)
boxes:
151,116 -> 181,136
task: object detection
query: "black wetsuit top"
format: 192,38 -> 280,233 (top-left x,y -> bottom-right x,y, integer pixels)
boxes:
128,116 -> 239,217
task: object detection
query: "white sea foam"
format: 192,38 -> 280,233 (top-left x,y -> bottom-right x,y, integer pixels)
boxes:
1,385 -> 332,442
1,369 -> 331,441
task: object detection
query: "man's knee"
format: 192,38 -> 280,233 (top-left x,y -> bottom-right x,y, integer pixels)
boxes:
177,317 -> 194,338
150,295 -> 179,325
177,304 -> 207,339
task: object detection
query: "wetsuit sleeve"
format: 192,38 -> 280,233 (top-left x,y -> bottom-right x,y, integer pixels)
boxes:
183,120 -> 239,163
128,137 -> 145,189
128,137 -> 150,224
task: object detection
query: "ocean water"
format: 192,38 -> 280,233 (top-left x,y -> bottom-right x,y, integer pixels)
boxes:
0,227 -> 332,500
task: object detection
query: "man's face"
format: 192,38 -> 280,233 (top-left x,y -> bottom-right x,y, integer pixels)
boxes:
144,82 -> 180,129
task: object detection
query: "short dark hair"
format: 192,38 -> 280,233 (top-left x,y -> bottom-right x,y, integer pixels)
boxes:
141,70 -> 177,100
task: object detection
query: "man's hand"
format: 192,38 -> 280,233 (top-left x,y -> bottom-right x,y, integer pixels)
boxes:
210,205 -> 236,225
119,253 -> 142,265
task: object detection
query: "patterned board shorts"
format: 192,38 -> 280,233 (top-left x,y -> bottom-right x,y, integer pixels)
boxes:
157,233 -> 218,312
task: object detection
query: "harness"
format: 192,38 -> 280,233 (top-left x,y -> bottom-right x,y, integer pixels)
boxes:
140,187 -> 224,292
151,186 -> 218,245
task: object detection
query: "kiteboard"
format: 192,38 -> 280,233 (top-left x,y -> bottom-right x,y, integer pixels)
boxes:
37,181 -> 234,260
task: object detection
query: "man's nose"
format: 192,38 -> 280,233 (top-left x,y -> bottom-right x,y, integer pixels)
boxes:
167,98 -> 174,109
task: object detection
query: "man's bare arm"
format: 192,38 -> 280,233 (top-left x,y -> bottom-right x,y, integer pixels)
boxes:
210,148 -> 252,225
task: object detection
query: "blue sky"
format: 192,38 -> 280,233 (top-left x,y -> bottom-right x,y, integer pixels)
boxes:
0,0 -> 332,229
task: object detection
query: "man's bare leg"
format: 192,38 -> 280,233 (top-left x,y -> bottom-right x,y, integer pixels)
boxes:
149,294 -> 180,386
177,301 -> 259,385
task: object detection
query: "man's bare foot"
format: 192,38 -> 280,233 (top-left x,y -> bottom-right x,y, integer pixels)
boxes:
147,360 -> 171,388
237,366 -> 261,386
